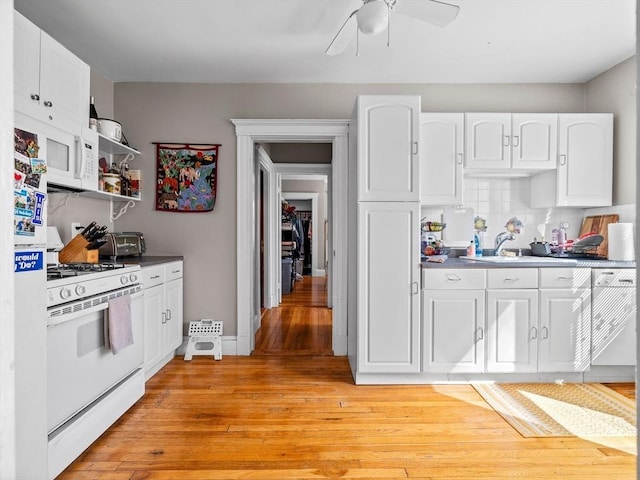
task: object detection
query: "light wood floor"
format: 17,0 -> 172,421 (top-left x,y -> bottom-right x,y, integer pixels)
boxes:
254,275 -> 332,355
60,355 -> 636,480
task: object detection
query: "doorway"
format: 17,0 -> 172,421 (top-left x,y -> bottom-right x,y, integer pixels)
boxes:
255,167 -> 332,355
232,119 -> 349,356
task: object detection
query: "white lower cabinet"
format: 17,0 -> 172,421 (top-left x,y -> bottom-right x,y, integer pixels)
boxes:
422,269 -> 486,373
143,261 -> 184,379
538,268 -> 591,372
357,202 -> 421,374
486,268 -> 540,373
423,267 -> 596,376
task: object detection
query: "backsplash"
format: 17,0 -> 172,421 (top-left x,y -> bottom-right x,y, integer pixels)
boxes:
421,178 -> 635,252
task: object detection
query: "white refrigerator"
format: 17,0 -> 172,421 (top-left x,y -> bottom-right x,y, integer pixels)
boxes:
13,117 -> 49,479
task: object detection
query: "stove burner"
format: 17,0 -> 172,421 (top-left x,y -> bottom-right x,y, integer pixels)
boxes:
47,262 -> 127,281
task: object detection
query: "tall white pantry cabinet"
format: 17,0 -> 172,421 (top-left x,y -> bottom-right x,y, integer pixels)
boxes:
349,95 -> 422,380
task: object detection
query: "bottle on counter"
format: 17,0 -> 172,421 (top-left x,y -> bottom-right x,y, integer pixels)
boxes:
467,240 -> 476,257
474,233 -> 482,257
89,96 -> 99,131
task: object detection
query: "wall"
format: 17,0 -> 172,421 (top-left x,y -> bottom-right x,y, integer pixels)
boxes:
47,74 -> 632,338
585,55 -> 636,205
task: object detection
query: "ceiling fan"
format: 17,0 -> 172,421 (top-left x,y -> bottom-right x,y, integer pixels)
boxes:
325,0 -> 460,56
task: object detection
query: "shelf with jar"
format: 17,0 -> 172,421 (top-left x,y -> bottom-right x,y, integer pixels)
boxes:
93,133 -> 142,202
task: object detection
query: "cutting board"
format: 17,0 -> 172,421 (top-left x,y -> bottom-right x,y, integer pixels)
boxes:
578,214 -> 619,257
442,207 -> 474,248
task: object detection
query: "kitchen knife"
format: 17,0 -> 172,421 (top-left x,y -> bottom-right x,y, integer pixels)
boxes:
79,221 -> 97,238
85,224 -> 102,242
87,238 -> 107,250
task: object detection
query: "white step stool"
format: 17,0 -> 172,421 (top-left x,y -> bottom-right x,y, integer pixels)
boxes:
184,319 -> 223,361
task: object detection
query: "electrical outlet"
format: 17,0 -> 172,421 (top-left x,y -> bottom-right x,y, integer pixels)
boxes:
71,222 -> 82,241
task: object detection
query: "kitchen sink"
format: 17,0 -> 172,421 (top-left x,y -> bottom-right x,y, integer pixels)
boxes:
459,255 -> 578,265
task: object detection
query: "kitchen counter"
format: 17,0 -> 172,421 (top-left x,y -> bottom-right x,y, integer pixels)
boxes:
118,255 -> 184,267
422,256 -> 636,269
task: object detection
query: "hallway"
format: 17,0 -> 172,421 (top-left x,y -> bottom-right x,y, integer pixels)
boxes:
254,276 -> 332,356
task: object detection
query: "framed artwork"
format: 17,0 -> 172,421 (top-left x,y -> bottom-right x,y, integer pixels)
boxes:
155,143 -> 220,212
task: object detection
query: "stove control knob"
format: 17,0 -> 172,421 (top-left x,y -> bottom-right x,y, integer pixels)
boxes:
60,288 -> 71,300
120,275 -> 129,285
129,273 -> 138,283
75,285 -> 86,296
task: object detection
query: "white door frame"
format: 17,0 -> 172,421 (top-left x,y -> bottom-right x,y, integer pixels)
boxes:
232,119 -> 350,356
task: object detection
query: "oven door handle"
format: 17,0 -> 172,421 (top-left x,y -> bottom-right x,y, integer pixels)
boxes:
47,289 -> 143,327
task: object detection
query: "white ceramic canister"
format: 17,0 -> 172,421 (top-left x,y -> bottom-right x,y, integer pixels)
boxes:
102,173 -> 121,194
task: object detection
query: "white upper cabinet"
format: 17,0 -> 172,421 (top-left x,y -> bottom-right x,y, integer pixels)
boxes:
530,113 -> 613,208
465,113 -> 511,169
419,113 -> 463,206
356,95 -> 420,201
511,114 -> 557,170
14,11 -> 90,134
465,113 -> 557,172
556,113 -> 613,206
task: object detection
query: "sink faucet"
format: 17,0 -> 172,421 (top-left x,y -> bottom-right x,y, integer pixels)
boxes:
494,232 -> 516,256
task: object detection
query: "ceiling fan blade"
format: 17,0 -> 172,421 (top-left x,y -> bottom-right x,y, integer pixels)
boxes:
394,0 -> 460,27
325,10 -> 358,56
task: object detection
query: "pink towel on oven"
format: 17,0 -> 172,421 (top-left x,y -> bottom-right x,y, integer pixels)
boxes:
107,294 -> 133,354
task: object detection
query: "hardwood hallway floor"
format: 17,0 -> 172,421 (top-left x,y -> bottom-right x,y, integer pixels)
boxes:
254,275 -> 332,355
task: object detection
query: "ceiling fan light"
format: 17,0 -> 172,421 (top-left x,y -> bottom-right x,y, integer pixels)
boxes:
357,1 -> 388,35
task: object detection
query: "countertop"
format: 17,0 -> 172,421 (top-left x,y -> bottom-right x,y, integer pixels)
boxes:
422,256 -> 636,269
118,255 -> 184,267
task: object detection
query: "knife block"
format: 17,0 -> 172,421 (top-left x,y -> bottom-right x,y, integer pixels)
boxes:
58,234 -> 99,264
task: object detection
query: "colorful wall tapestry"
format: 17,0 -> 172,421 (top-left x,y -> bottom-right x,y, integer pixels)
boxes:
155,143 -> 219,212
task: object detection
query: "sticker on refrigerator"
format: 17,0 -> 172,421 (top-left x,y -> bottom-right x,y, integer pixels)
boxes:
14,251 -> 44,273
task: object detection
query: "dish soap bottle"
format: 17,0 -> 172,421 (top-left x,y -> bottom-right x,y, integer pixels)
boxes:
474,233 -> 482,256
467,240 -> 476,257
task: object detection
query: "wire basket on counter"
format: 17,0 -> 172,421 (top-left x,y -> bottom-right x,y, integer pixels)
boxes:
421,221 -> 446,232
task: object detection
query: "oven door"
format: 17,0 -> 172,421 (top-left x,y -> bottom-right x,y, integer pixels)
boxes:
47,288 -> 144,432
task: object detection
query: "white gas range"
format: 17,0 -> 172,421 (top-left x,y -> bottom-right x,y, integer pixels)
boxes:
46,262 -> 145,480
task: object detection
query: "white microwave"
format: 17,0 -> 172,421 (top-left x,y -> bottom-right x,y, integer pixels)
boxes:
15,111 -> 99,192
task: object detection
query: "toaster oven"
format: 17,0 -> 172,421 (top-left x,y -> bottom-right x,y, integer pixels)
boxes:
98,232 -> 146,257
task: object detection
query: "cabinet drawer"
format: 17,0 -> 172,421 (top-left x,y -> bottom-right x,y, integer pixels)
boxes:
422,269 -> 486,290
487,268 -> 538,289
143,265 -> 165,288
539,268 -> 590,289
592,268 -> 636,287
164,261 -> 184,281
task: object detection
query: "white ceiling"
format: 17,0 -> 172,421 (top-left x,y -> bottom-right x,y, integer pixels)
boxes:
14,0 -> 636,84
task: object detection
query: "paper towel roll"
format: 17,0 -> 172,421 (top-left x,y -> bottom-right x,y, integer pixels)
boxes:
607,223 -> 635,261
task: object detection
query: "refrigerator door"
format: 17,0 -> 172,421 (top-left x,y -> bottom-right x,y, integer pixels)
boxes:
14,117 -> 47,246
14,248 -> 48,479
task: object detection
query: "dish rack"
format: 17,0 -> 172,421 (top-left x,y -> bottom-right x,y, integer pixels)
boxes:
184,319 -> 223,361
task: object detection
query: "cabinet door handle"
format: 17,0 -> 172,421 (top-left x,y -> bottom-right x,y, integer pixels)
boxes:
161,312 -> 167,324
557,276 -> 572,281
503,277 -> 519,284
43,100 -> 53,107
412,141 -> 418,155
503,135 -> 510,147
541,326 -> 549,339
150,275 -> 161,280
531,327 -> 538,340
475,327 -> 484,342
30,93 -> 40,101
445,274 -> 461,282
457,153 -> 463,165
166,309 -> 172,321
512,135 -> 519,147
559,154 -> 567,165
412,282 -> 419,295
619,279 -> 634,284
